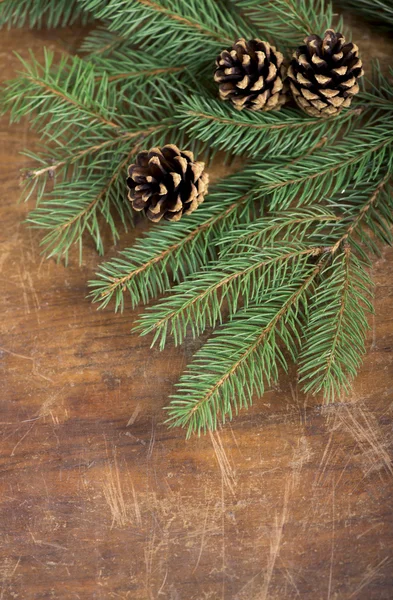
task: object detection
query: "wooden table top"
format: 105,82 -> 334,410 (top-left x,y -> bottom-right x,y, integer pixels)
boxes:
1,20 -> 393,600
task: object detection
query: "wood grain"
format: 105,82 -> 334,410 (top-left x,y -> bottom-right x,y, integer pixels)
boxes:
1,20 -> 393,600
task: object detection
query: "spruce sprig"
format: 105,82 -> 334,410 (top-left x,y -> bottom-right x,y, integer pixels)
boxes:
1,0 -> 393,435
0,0 -> 90,29
338,0 -> 393,27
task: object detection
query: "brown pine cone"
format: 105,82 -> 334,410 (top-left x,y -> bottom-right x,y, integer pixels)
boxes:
127,145 -> 209,223
287,29 -> 364,118
214,38 -> 287,111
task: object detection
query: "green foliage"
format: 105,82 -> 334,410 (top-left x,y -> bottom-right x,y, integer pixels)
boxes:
0,48 -> 205,261
89,170 -> 257,310
166,272 -> 317,436
1,0 -> 393,435
178,95 -> 360,157
299,249 -> 373,400
339,0 -> 393,27
254,114 -> 393,210
231,0 -> 343,47
0,0 -> 90,29
80,0 -> 256,64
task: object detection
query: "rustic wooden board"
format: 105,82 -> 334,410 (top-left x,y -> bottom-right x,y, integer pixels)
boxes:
0,21 -> 393,600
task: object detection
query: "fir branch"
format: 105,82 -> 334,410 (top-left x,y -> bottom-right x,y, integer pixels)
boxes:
329,173 -> 392,254
135,245 -> 322,350
88,47 -> 197,103
218,207 -> 340,255
27,142 -> 141,262
161,166 -> 392,434
339,0 -> 393,27
299,248 -> 373,400
81,28 -> 127,57
0,0 -> 90,29
80,0 -> 255,64
25,128 -> 159,182
1,51 -> 125,135
89,172 -> 257,310
178,95 -> 360,157
231,0 -> 342,47
360,64 -> 393,110
166,263 -> 323,436
254,116 -> 393,209
1,49 -> 201,260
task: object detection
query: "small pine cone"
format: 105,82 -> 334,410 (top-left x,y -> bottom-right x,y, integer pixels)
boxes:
288,29 -> 364,118
214,38 -> 287,111
127,145 -> 209,223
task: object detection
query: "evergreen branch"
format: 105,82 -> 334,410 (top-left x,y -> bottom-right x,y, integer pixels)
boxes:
299,248 -> 373,400
0,0 -> 90,28
27,141 -> 141,263
177,95 -> 360,157
317,172 -> 393,259
81,28 -> 127,57
80,0 -> 255,63
136,245 -> 322,349
360,64 -> 393,110
89,172 -> 258,310
255,117 -> 393,209
339,0 -> 393,27
88,47 -> 197,104
1,51 -> 126,136
160,165 -> 392,434
25,126 -> 163,182
218,207 -> 340,255
128,0 -> 229,42
98,66 -> 185,84
329,173 -> 391,254
166,263 -> 323,436
231,0 -> 341,47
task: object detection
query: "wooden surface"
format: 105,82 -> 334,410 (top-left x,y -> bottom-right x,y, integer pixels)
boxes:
1,21 -> 393,600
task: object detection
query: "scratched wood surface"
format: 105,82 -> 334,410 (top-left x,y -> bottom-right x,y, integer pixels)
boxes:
1,18 -> 393,600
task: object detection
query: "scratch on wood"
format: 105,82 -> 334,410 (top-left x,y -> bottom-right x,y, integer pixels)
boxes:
127,403 -> 142,427
18,265 -> 30,315
315,430 -> 335,487
221,477 -> 225,600
147,419 -> 156,460
279,558 -> 301,598
339,404 -> 393,478
193,500 -> 210,574
103,450 -> 134,529
347,557 -> 391,599
289,382 -> 307,425
0,557 -> 21,600
0,345 -> 53,383
10,421 -> 37,457
332,444 -> 357,493
130,478 -> 142,527
356,522 -> 383,539
290,436 -> 312,490
259,480 -> 290,600
327,478 -> 335,600
209,429 -> 236,495
39,386 -> 67,422
157,569 -> 168,596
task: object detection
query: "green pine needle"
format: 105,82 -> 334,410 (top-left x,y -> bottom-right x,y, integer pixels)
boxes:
1,0 -> 393,435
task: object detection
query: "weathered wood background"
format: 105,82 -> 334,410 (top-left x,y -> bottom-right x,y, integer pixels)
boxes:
1,16 -> 393,600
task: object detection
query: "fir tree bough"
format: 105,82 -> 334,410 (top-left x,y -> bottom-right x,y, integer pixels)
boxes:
1,0 -> 393,436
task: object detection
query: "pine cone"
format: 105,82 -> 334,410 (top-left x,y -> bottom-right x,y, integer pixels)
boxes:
127,145 -> 209,223
214,38 -> 287,111
288,29 -> 364,118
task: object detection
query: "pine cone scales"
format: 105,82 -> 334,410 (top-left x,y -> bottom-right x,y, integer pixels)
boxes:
127,145 -> 209,223
214,38 -> 287,111
288,29 -> 364,118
